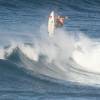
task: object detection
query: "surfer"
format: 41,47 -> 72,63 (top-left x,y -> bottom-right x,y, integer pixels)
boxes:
55,16 -> 68,28
48,11 -> 69,37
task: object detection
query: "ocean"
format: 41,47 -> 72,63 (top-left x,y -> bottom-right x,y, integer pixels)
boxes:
0,0 -> 100,99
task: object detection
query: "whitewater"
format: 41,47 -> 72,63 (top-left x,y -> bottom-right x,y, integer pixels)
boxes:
1,0 -> 100,99
1,28 -> 100,86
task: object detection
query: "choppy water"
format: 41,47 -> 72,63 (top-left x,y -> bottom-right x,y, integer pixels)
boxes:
0,0 -> 100,99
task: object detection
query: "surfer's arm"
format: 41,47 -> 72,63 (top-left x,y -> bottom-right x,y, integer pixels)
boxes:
65,16 -> 69,19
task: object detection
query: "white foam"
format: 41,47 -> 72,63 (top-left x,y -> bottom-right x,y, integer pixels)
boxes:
18,44 -> 39,61
0,41 -> 39,62
0,42 -> 17,59
0,48 -> 5,59
1,27 -> 100,85
33,27 -> 100,85
73,36 -> 100,73
34,29 -> 75,63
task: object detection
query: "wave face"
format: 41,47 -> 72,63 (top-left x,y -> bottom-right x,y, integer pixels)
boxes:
0,0 -> 100,99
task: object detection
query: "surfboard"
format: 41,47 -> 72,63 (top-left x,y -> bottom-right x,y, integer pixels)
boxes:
48,11 -> 55,37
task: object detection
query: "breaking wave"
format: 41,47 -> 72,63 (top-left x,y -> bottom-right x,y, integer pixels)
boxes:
1,28 -> 100,86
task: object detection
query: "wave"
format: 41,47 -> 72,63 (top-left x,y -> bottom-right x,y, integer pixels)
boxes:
1,29 -> 100,86
0,0 -> 100,88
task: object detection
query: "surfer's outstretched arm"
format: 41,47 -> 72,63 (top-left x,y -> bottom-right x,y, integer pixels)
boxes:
65,16 -> 69,19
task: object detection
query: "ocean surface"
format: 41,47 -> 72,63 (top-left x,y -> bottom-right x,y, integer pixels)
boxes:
0,0 -> 100,99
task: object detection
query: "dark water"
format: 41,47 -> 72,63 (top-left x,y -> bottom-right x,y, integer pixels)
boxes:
0,0 -> 100,99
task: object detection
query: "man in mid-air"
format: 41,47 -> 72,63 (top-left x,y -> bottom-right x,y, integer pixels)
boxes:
55,16 -> 68,28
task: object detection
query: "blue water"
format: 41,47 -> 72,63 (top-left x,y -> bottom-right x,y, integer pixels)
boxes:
0,0 -> 100,99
